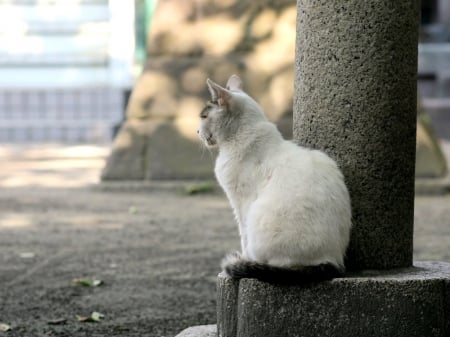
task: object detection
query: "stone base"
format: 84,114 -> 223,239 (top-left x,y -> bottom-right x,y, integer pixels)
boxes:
217,262 -> 450,337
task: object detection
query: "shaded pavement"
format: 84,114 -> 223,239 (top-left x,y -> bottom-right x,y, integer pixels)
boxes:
0,144 -> 449,336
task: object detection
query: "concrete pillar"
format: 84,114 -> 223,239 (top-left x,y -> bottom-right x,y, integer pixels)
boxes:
294,0 -> 419,270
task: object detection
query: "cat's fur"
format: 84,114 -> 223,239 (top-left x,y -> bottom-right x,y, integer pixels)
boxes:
197,74 -> 352,284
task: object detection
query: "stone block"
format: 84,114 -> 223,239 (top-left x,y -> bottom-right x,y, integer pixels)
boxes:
102,0 -> 297,180
102,55 -> 294,180
131,56 -> 294,136
218,262 -> 450,337
102,119 -> 215,180
146,122 -> 214,180
127,57 -> 243,121
149,0 -> 296,57
101,119 -> 155,180
140,0 -> 297,128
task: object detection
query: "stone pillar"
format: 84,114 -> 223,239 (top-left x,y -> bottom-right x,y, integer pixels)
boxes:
294,0 -> 419,270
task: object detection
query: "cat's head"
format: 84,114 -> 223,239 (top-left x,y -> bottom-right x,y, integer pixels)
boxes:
197,74 -> 264,148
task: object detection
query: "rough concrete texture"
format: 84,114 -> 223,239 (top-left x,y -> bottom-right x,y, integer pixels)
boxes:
175,324 -> 217,337
102,0 -> 296,180
217,276 -> 239,337
294,0 -> 420,270
217,262 -> 450,337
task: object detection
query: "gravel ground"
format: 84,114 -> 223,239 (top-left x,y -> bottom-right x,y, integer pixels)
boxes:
0,186 -> 236,337
0,144 -> 449,337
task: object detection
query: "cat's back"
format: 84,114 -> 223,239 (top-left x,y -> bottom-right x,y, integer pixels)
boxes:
267,140 -> 347,196
274,141 -> 339,173
259,140 -> 351,236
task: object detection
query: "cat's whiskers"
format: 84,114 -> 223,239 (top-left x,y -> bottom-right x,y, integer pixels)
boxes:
198,139 -> 214,160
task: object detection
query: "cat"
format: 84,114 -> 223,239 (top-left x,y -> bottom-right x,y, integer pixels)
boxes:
197,74 -> 352,284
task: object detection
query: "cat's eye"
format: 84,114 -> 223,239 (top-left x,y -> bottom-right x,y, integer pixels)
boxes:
200,107 -> 208,119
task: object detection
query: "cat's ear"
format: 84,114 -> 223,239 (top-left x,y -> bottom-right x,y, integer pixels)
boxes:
206,79 -> 232,106
226,74 -> 243,91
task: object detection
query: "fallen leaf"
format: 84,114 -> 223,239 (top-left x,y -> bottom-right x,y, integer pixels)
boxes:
76,315 -> 92,322
47,318 -> 67,325
72,278 -> 103,287
19,252 -> 36,259
91,312 -> 104,321
183,182 -> 216,195
92,279 -> 103,287
77,312 -> 104,322
0,323 -> 11,331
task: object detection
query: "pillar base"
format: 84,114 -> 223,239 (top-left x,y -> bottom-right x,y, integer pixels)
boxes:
217,262 -> 450,337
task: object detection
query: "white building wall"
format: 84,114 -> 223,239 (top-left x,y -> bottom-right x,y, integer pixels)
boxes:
0,0 -> 135,143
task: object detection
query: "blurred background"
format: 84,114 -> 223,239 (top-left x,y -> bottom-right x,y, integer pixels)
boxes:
418,0 -> 450,180
0,0 -> 138,144
0,0 -> 150,186
0,0 -> 449,186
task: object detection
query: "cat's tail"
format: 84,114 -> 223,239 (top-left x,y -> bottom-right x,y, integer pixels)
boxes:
221,252 -> 344,284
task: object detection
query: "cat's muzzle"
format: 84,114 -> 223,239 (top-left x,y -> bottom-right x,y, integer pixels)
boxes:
198,130 -> 216,146
205,135 -> 216,146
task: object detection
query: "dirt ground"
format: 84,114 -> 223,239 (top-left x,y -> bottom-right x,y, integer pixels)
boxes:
0,145 -> 449,337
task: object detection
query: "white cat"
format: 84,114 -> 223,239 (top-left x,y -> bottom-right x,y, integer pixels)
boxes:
197,74 -> 352,284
